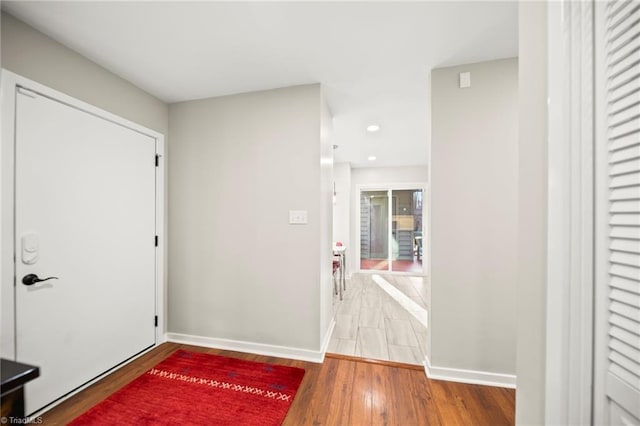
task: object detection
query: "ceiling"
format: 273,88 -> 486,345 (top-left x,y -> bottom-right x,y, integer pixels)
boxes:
2,1 -> 518,168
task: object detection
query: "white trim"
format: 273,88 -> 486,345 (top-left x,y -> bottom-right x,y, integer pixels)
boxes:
320,319 -> 336,357
0,69 -> 166,357
167,324 -> 336,364
154,131 -> 166,346
423,355 -> 516,389
425,70 -> 433,368
357,269 -> 422,277
544,2 -> 595,425
0,71 -> 18,357
592,2 -> 609,423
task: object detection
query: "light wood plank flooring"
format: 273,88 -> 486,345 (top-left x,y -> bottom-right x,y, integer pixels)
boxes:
40,342 -> 515,425
329,273 -> 428,365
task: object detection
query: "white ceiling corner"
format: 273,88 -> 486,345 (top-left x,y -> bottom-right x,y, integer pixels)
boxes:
2,1 -> 518,168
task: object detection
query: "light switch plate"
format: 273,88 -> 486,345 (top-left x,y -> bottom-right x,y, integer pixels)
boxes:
289,210 -> 308,224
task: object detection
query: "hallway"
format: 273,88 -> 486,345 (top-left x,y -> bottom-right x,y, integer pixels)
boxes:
328,273 -> 428,365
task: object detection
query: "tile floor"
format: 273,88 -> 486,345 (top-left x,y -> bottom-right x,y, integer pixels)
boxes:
327,273 -> 428,365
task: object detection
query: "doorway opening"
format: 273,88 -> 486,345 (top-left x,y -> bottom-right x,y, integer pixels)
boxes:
359,187 -> 424,273
328,183 -> 428,365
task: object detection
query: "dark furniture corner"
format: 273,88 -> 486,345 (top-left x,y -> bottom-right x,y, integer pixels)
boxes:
1,359 -> 40,419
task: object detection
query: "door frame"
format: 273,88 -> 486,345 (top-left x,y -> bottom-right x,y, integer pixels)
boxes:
544,1 -> 595,424
355,183 -> 427,276
0,70 -> 166,361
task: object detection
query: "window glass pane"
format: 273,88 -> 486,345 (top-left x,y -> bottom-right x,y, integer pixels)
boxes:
360,190 -> 389,271
391,189 -> 423,273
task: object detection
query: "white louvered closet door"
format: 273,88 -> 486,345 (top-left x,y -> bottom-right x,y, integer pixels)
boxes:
596,0 -> 640,424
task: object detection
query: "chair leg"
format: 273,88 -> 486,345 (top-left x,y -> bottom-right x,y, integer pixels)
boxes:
342,254 -> 346,292
339,265 -> 343,300
337,254 -> 345,293
333,258 -> 343,300
335,264 -> 342,300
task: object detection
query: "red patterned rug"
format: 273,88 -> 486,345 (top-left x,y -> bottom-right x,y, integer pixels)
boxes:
70,350 -> 305,425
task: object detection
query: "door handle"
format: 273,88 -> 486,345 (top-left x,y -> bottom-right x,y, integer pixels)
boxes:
22,274 -> 58,286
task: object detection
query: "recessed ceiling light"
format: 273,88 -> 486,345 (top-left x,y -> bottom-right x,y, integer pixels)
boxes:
368,156 -> 377,161
366,124 -> 380,133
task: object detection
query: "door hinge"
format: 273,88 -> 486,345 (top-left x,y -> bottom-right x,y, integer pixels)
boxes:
154,315 -> 158,327
155,155 -> 159,167
155,235 -> 158,247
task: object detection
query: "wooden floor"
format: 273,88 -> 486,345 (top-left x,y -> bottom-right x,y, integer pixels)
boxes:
360,259 -> 423,273
41,342 -> 515,425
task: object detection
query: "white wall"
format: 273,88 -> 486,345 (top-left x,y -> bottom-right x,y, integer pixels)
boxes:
168,84 -> 333,356
319,92 -> 334,344
350,166 -> 428,273
516,2 -> 548,424
0,13 -> 170,338
429,58 -> 518,379
333,161 -> 351,252
0,13 -> 168,135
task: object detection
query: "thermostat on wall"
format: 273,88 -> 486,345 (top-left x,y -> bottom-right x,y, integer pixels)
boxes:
459,72 -> 471,88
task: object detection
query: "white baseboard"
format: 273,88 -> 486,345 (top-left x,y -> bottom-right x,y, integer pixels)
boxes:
320,319 -> 336,359
167,323 -> 336,364
424,356 -> 516,389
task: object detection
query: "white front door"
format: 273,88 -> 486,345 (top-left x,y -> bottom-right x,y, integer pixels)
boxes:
14,87 -> 157,414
